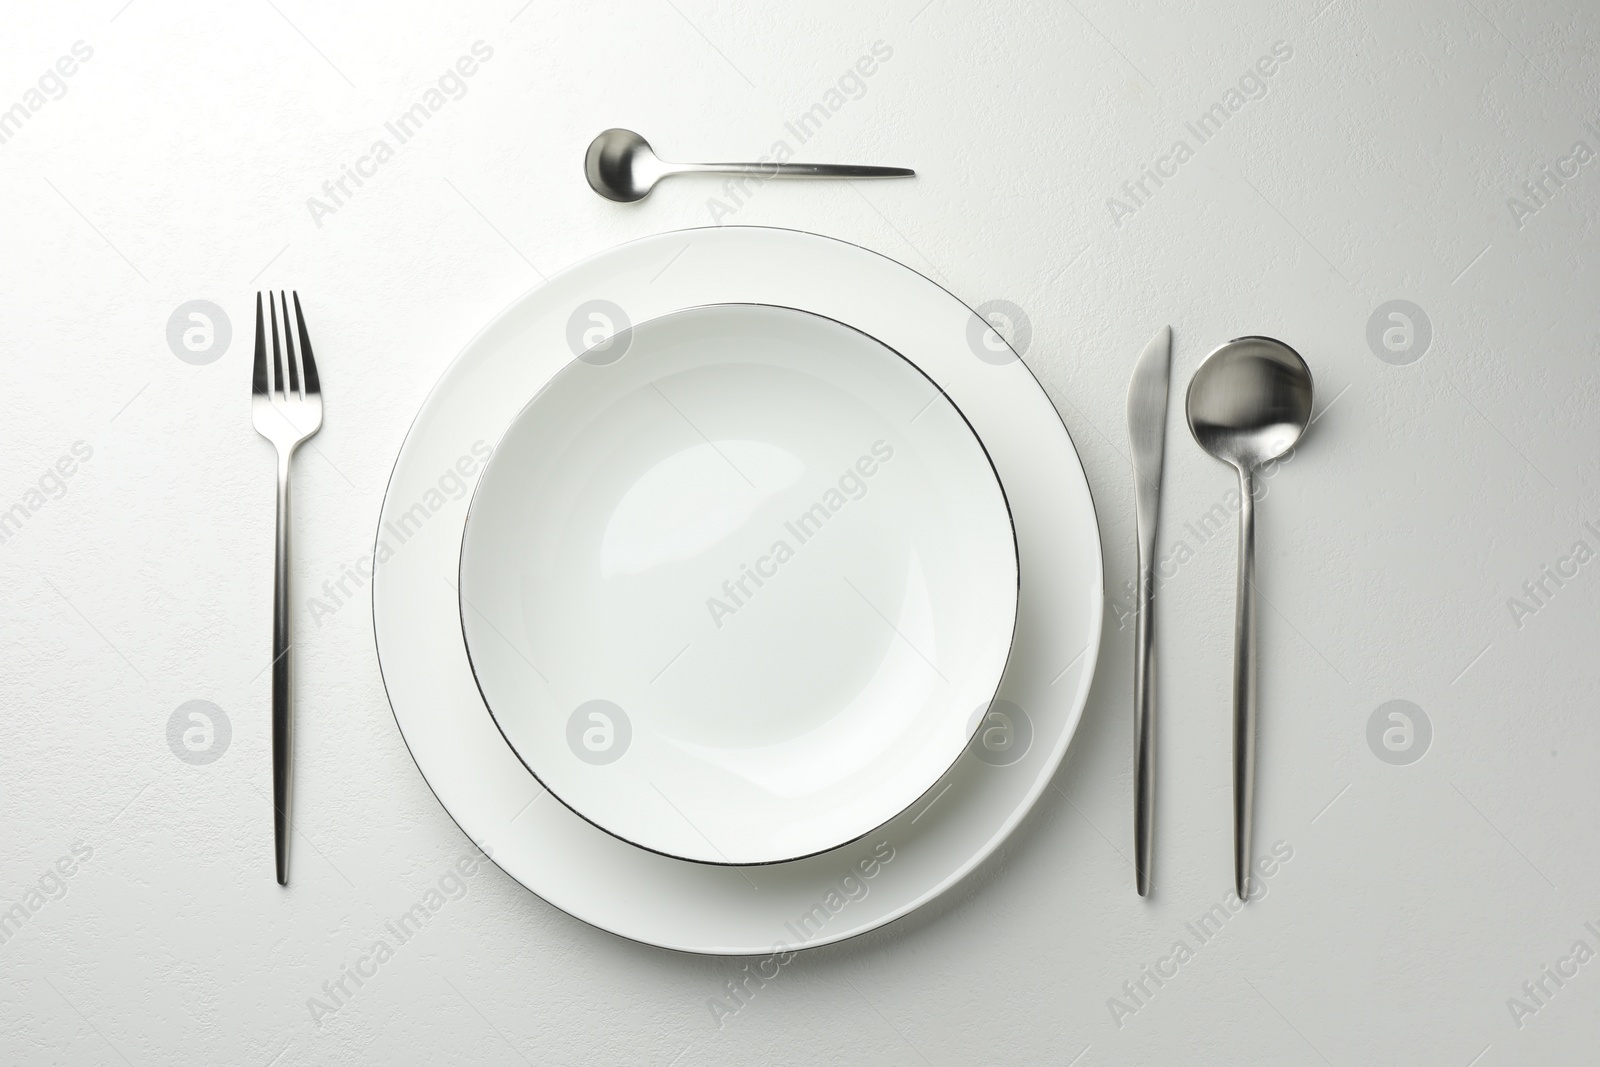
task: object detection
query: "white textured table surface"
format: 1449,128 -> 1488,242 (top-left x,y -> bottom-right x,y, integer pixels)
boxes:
3,1 -> 1598,1063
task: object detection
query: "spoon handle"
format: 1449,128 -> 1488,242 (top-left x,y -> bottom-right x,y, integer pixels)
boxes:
678,162 -> 915,180
1233,466 -> 1259,901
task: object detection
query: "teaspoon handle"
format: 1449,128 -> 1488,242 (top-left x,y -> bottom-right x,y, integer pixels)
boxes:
677,162 -> 914,180
1233,465 -> 1259,901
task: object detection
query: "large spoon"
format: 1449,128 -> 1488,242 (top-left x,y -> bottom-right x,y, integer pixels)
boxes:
585,128 -> 914,203
1186,336 -> 1313,900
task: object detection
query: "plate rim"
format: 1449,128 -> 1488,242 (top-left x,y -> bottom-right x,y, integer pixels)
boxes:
370,224 -> 1105,954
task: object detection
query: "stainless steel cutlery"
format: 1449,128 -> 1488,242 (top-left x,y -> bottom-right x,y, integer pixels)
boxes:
1185,337 -> 1312,899
251,291 -> 323,886
1127,330 -> 1313,900
584,128 -> 914,202
1125,325 -> 1172,898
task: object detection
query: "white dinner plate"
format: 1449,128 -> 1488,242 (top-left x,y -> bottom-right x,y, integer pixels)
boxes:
373,226 -> 1102,953
458,303 -> 1019,865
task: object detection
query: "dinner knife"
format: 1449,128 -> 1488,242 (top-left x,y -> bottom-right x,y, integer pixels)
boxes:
1126,325 -> 1172,897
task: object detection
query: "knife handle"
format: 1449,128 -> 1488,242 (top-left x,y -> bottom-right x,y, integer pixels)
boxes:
1133,533 -> 1156,897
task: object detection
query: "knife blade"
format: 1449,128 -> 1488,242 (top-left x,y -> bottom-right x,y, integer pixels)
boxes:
1126,324 -> 1171,897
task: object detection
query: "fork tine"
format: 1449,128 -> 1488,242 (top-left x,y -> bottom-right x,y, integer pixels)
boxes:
292,292 -> 320,396
279,290 -> 301,396
252,293 -> 267,396
268,292 -> 284,397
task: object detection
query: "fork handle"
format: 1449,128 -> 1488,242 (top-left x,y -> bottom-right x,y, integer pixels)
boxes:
272,450 -> 294,886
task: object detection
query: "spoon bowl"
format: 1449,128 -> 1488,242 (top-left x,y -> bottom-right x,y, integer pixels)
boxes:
1187,336 -> 1314,470
1185,336 -> 1312,901
585,128 -> 664,203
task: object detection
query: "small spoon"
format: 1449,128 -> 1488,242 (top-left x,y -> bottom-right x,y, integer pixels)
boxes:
584,128 -> 915,203
1186,336 -> 1313,901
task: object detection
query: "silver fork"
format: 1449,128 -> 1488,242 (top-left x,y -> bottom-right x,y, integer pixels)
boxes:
251,291 -> 323,886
